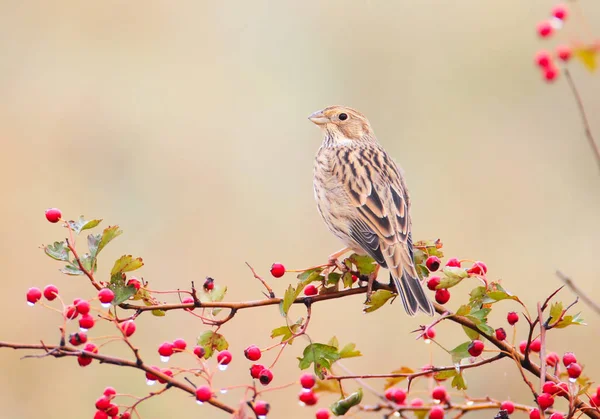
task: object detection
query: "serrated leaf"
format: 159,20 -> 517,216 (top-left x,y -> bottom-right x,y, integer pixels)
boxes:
549,302 -> 563,323
416,264 -> 429,279
60,264 -> 83,276
555,312 -> 586,329
44,241 -> 70,261
314,379 -> 341,394
198,284 -> 228,316
469,308 -> 491,321
152,309 -> 166,316
297,267 -> 323,281
280,284 -> 302,317
112,283 -> 137,305
437,267 -> 468,289
450,342 -> 472,364
298,343 -> 341,379
363,289 -> 395,313
270,320 -> 302,344
339,343 -> 362,359
342,272 -> 354,288
198,330 -> 229,359
328,336 -> 339,349
110,255 -> 144,276
574,47 -> 597,72
451,372 -> 467,390
384,366 -> 414,389
68,216 -> 102,234
331,388 -> 363,416
327,272 -> 342,285
348,254 -> 377,275
87,233 -> 101,258
462,325 -> 480,340
96,225 -> 123,256
434,370 -> 457,380
80,253 -> 96,273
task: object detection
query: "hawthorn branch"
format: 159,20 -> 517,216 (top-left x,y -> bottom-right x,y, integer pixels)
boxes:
556,270 -> 600,316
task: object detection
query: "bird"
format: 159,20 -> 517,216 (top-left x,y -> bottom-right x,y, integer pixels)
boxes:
309,105 -> 434,316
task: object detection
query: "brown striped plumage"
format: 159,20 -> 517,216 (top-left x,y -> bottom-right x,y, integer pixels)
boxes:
309,106 -> 434,316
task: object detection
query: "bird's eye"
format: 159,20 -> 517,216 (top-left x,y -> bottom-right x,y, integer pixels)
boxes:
338,113 -> 348,121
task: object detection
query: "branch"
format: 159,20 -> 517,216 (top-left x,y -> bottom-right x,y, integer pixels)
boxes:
556,270 -> 600,316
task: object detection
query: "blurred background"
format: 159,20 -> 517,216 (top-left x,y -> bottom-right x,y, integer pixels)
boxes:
0,1 -> 599,418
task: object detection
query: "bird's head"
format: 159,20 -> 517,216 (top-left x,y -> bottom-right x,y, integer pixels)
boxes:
308,106 -> 375,144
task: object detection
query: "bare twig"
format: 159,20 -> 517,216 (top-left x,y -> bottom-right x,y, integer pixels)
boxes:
246,262 -> 275,298
556,271 -> 600,316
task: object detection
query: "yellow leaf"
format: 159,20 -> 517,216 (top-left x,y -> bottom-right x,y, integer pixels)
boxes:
574,47 -> 597,72
384,366 -> 414,389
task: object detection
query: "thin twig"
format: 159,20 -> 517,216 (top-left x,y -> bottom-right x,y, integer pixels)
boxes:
556,271 -> 600,316
245,262 -> 275,298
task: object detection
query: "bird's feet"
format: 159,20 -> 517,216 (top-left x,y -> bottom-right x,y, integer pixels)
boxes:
363,265 -> 380,304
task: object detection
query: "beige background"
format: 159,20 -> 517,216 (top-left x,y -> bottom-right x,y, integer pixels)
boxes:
0,1 -> 599,418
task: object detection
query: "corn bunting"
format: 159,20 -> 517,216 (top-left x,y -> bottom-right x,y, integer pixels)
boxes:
309,106 -> 434,316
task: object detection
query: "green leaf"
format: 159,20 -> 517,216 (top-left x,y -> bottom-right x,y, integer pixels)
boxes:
331,388 -> 363,416
348,254 -> 377,275
280,284 -> 303,316
110,255 -> 144,276
45,241 -> 70,261
462,325 -> 480,340
327,272 -> 342,285
456,304 -> 471,316
87,233 -> 101,258
450,342 -> 472,364
60,263 -> 84,276
342,272 -> 354,288
437,267 -> 468,289
112,284 -> 137,305
451,372 -> 467,390
197,330 -> 229,359
80,253 -> 96,273
298,267 -> 323,282
434,370 -> 457,380
298,343 -> 341,379
328,336 -> 339,349
363,289 -> 395,313
152,309 -> 166,317
198,284 -> 228,316
384,366 -> 414,389
555,312 -> 586,328
68,216 -> 102,234
466,308 -> 493,336
270,320 -> 302,344
339,343 -> 362,359
96,225 -> 123,256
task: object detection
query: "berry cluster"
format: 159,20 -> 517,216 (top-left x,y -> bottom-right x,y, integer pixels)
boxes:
534,4 -> 571,82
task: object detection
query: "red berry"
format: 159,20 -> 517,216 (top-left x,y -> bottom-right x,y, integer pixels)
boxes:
195,385 -> 212,402
556,382 -> 569,396
193,346 -> 205,358
259,368 -> 274,385
43,285 -> 59,301
467,261 -> 487,275
254,401 -> 270,416
78,355 -> 93,367
95,396 -> 111,410
501,401 -> 515,414
596,385 -> 600,398
435,288 -> 450,304
544,67 -> 559,82
393,388 -> 407,404
300,373 -> 316,389
182,297 -> 195,311
83,342 -> 98,354
244,345 -> 262,361
445,258 -> 461,268
217,350 -> 232,366
426,256 -> 441,272
75,299 -> 90,315
270,263 -> 286,278
556,45 -> 572,62
427,276 -> 441,291
429,406 -> 444,419
530,409 -> 541,419
65,305 -> 78,320
590,394 -> 600,407
411,398 -> 424,407
250,364 -> 266,379
145,366 -> 160,382
546,352 -> 560,367
120,320 -> 136,337
468,340 -> 484,357
552,4 -> 568,20
543,382 -> 558,395
567,362 -> 582,379
351,274 -> 358,283
26,287 -> 42,305
106,404 -> 119,416
304,285 -> 318,296
495,328 -> 507,341
121,413 -> 132,419
68,332 -> 88,346
535,50 -> 552,68
519,340 -> 527,354
94,411 -> 109,419
299,390 -> 318,406
537,392 -> 554,409
45,208 -> 62,223
507,312 -> 519,325
173,338 -> 187,351
537,21 -> 553,38
98,288 -> 115,305
127,278 -> 141,290
385,388 -> 395,401
157,368 -> 173,384
425,327 -> 436,339
563,352 -> 577,367
432,386 -> 447,401
549,413 -> 564,419
316,408 -> 331,419
203,277 -> 215,291
79,314 -> 95,330
158,342 -> 174,358
530,338 -> 541,353
103,386 -> 117,397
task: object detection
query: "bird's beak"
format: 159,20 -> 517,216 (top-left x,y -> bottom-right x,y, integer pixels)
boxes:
308,110 -> 329,126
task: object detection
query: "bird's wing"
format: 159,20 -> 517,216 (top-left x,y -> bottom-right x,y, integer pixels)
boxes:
333,144 -> 433,315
